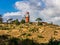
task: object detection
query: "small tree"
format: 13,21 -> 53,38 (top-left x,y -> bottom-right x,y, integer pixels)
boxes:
15,19 -> 20,25
36,18 -> 42,25
20,19 -> 25,24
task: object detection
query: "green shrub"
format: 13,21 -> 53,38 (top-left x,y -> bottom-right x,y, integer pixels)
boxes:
0,25 -> 2,27
22,39 -> 40,45
54,31 -> 58,35
0,26 -> 10,30
19,25 -> 24,28
26,33 -> 31,36
14,19 -> 20,25
8,37 -> 22,45
20,19 -> 25,24
29,22 -> 32,24
22,33 -> 26,35
0,35 -> 9,45
38,35 -> 44,38
29,28 -> 38,33
22,33 -> 31,37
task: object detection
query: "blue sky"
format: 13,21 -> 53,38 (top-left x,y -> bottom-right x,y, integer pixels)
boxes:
0,0 -> 22,15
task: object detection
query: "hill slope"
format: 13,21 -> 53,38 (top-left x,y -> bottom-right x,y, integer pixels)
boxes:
0,23 -> 60,43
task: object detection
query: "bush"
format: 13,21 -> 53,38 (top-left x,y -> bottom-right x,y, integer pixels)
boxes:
22,39 -> 40,45
48,37 -> 60,45
38,35 -> 44,38
29,22 -> 32,24
39,22 -> 43,25
22,33 -> 31,37
22,33 -> 26,35
0,26 -> 10,30
14,19 -> 20,25
0,25 -> 2,27
0,35 -> 9,45
20,19 -> 25,24
8,37 -> 22,45
54,31 -> 58,35
26,33 -> 31,36
29,28 -> 38,33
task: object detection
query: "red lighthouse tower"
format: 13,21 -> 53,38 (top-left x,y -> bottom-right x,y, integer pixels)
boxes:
25,12 -> 30,23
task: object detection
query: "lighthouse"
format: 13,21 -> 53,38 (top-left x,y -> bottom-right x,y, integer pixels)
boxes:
25,12 -> 30,23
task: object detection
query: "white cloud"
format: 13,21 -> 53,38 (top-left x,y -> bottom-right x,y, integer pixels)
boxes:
3,12 -> 23,22
3,12 -> 22,17
41,0 -> 60,25
15,1 -> 30,12
3,0 -> 60,25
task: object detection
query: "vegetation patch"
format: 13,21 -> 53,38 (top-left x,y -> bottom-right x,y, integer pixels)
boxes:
38,35 -> 44,38
0,27 -> 10,30
29,28 -> 38,33
21,33 -> 31,37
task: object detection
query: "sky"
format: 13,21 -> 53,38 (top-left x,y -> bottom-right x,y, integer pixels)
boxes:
0,0 -> 60,25
0,0 -> 21,14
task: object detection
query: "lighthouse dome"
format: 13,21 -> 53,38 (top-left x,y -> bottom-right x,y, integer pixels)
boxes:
26,14 -> 29,17
25,12 -> 29,17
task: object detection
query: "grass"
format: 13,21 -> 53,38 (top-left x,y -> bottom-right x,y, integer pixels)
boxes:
0,26 -> 10,30
29,28 -> 38,33
0,23 -> 59,44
